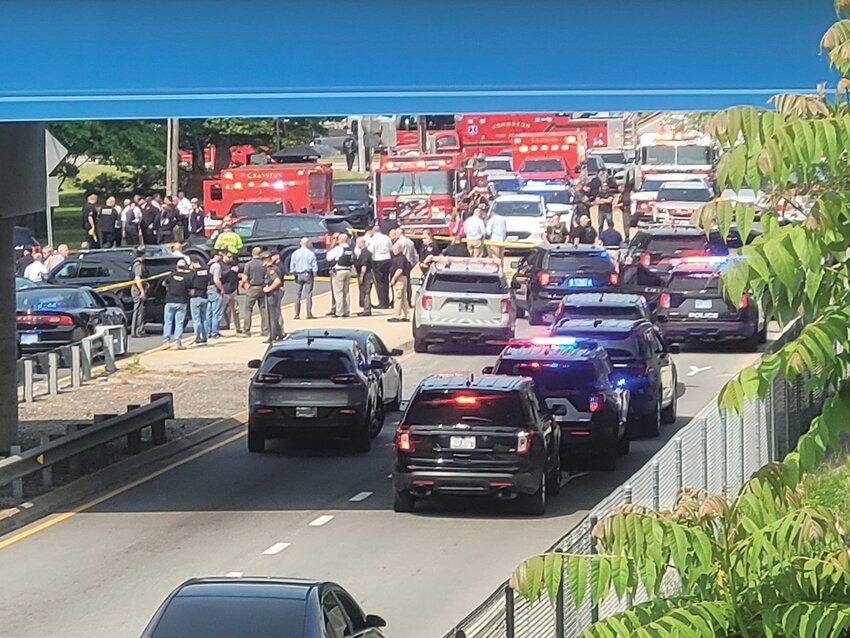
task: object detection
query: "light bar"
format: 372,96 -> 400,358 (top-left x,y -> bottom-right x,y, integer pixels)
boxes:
531,336 -> 578,346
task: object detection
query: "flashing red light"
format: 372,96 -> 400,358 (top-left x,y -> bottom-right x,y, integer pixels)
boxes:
396,425 -> 413,452
640,253 -> 652,268
339,408 -> 357,415
323,234 -> 335,247
659,293 -> 671,310
516,429 -> 533,455
588,394 -> 604,413
455,395 -> 479,406
740,293 -> 749,309
501,299 -> 511,314
422,295 -> 432,311
637,201 -> 651,211
609,273 -> 619,285
538,272 -> 551,286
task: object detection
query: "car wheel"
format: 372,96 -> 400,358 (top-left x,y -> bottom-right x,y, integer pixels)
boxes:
393,489 -> 415,513
387,371 -> 403,412
639,400 -> 662,438
661,389 -> 677,425
247,420 -> 266,453
757,321 -> 768,344
414,338 -> 428,354
369,395 -> 385,438
520,476 -> 547,516
353,417 -> 372,453
741,330 -> 760,352
528,311 -> 545,326
617,434 -> 631,455
547,458 -> 562,498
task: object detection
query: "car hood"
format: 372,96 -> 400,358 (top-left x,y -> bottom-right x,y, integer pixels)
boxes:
504,216 -> 547,232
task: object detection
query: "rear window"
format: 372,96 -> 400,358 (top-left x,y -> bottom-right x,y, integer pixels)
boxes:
261,349 -> 355,378
427,273 -> 506,294
485,157 -> 512,171
333,183 -> 369,200
14,227 -> 37,247
668,273 -> 720,293
405,390 -> 532,426
646,235 -> 711,256
151,595 -> 305,638
549,330 -> 640,360
561,306 -> 641,320
492,200 -> 542,217
544,254 -> 613,273
495,360 -> 600,395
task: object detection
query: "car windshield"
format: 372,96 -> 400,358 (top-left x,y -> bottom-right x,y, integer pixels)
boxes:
657,187 -> 712,203
642,146 -> 676,164
333,183 -> 369,201
520,159 -> 564,173
150,595 -> 306,638
378,171 -> 451,196
261,349 -> 355,378
17,288 -> 89,311
585,158 -> 604,173
549,330 -> 640,360
561,306 -> 641,320
492,200 -> 542,217
596,152 -> 626,164
405,390 -> 532,426
523,190 -> 572,205
677,145 -> 712,165
485,157 -> 512,171
668,273 -> 721,292
545,254 -> 613,273
495,360 -> 599,395
428,273 -> 506,294
229,202 -> 283,218
277,216 -> 327,236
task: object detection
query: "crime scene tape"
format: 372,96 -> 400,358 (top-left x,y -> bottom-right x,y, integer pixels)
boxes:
347,227 -> 537,250
95,272 -> 171,294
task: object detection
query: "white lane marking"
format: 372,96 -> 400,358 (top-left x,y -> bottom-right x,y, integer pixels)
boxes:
309,515 -> 335,527
687,365 -> 712,377
262,542 -> 291,555
226,572 -> 244,578
560,472 -> 589,487
349,491 -> 373,502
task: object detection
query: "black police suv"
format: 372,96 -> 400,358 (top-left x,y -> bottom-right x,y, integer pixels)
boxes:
553,292 -> 653,325
658,260 -> 767,350
511,245 -> 619,325
393,374 -> 561,515
247,337 -> 386,453
333,180 -> 373,228
142,577 -> 387,638
550,319 -> 678,437
486,342 -> 629,470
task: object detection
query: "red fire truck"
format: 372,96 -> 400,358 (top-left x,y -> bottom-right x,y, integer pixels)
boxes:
373,154 -> 463,234
179,145 -> 261,168
455,113 -> 573,158
511,132 -> 587,184
202,162 -> 334,234
394,115 -> 456,147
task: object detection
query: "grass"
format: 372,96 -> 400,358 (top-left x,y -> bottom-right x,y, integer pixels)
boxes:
803,452 -> 850,522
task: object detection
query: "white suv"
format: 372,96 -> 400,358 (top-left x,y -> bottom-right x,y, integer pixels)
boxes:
490,194 -> 548,246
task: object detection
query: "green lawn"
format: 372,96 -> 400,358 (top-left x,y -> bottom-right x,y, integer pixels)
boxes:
803,453 -> 850,522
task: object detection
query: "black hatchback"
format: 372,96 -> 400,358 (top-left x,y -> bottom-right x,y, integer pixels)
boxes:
393,374 -> 561,515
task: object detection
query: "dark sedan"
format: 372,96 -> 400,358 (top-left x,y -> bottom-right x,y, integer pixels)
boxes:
333,180 -> 373,228
141,577 -> 387,638
16,286 -> 127,355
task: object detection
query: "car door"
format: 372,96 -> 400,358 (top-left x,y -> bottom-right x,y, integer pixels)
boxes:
528,386 -> 558,472
648,328 -> 675,407
370,335 -> 399,401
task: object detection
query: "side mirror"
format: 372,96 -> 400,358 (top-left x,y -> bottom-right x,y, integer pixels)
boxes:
551,404 -> 568,416
410,276 -> 423,286
247,359 -> 261,369
366,615 -> 387,629
482,366 -> 494,374
668,343 -> 681,355
390,348 -> 404,357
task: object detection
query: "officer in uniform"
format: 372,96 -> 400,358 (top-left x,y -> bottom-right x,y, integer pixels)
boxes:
129,246 -> 148,337
262,252 -> 284,342
326,232 -> 354,318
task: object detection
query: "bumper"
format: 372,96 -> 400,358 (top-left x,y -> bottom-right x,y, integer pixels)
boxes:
558,420 -> 617,455
250,406 -> 365,437
661,319 -> 757,342
414,325 -> 513,345
393,468 -> 542,497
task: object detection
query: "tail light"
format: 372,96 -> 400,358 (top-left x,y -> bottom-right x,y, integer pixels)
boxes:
588,394 -> 604,413
396,425 -> 413,453
500,299 -> 511,314
255,373 -> 282,384
324,234 -> 335,247
255,408 -> 273,414
421,295 -> 432,311
537,272 -> 551,286
637,201 -> 652,211
740,293 -> 749,309
331,373 -> 359,385
19,314 -> 73,326
609,273 -> 619,285
659,293 -> 671,310
640,253 -> 652,268
516,429 -> 533,455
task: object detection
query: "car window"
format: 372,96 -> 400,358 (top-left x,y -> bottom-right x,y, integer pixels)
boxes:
261,349 -> 355,378
544,254 -> 613,273
232,220 -> 256,238
427,273 -> 507,294
78,263 -> 110,278
496,360 -> 600,395
84,290 -> 106,308
151,594 -> 306,638
561,305 -> 640,320
365,336 -> 380,358
255,218 -> 283,235
405,390 -> 532,426
322,592 -> 351,638
52,262 -> 79,279
16,288 -> 90,311
333,591 -> 367,631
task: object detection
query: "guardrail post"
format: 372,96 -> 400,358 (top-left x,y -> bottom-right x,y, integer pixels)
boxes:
699,417 -> 708,491
10,445 -> 23,500
738,413 -> 746,487
47,352 -> 59,396
66,424 -> 79,475
720,410 -> 728,499
651,459 -> 661,511
71,345 -> 82,389
674,437 -> 683,494
149,393 -> 174,445
589,514 -> 599,624
23,359 -> 34,403
103,333 -> 117,373
93,414 -> 117,464
505,586 -> 515,638
40,433 -> 52,488
81,338 -> 93,380
126,404 -> 142,454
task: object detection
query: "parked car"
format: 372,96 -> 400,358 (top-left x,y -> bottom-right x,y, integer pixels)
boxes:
141,577 -> 387,638
333,180 -> 373,228
489,194 -> 548,248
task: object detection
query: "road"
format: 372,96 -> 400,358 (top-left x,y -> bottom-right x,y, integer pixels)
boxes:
0,320 -> 774,638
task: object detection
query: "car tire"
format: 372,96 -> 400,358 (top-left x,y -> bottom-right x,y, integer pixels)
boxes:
741,330 -> 760,352
247,421 -> 266,453
520,476 -> 547,516
528,310 -> 545,326
369,396 -> 385,438
547,460 -> 562,498
661,390 -> 677,425
757,321 -> 768,344
353,417 -> 372,453
617,435 -> 631,455
414,338 -> 428,354
393,489 -> 415,513
639,399 -> 662,438
387,371 -> 403,412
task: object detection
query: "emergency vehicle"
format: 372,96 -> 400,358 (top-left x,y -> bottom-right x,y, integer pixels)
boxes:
511,132 -> 586,184
373,154 -> 463,234
179,145 -> 260,168
394,115 -> 456,147
454,113 -> 573,158
202,162 -> 334,235
637,132 -> 717,185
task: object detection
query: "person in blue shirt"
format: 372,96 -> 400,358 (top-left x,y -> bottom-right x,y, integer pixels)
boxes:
486,207 -> 508,260
289,237 -> 318,320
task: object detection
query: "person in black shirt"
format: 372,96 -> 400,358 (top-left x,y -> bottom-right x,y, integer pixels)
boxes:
443,234 -> 470,258
387,243 -> 411,322
572,215 -> 598,246
595,182 -> 615,231
220,251 -> 241,332
130,246 -> 148,337
162,262 -> 191,349
141,198 -> 159,245
189,256 -> 210,346
97,202 -> 118,248
418,230 -> 442,274
157,197 -> 178,244
188,198 -> 206,237
81,194 -> 98,244
599,226 -> 623,248
354,236 -> 374,316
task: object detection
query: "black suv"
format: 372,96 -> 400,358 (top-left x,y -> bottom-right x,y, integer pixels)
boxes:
333,180 -> 373,228
247,338 -> 386,454
550,319 -> 678,438
659,260 -> 766,350
45,248 -> 182,326
486,342 -> 629,470
393,374 -> 561,515
553,292 -> 653,325
511,245 -> 619,325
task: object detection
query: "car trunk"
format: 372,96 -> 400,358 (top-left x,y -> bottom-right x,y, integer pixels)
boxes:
405,423 -> 525,470
429,292 -> 504,321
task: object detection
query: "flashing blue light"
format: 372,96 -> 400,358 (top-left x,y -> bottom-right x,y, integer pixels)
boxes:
615,377 -> 627,388
567,277 -> 594,288
687,272 -> 715,279
32,301 -> 61,310
598,251 -> 609,259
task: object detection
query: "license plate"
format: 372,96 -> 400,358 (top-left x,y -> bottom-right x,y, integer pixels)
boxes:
695,299 -> 713,309
20,333 -> 39,344
567,277 -> 593,288
295,407 -> 317,418
458,303 -> 474,313
450,436 -> 476,450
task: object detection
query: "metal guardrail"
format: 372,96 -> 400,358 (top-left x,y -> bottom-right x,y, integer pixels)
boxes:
16,325 -> 128,403
0,393 -> 173,500
443,321 -> 820,638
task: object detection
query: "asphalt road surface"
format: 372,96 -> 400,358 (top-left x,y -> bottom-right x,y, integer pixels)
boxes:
0,320 -> 775,638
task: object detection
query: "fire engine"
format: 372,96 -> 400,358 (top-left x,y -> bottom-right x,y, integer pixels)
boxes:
455,113 -> 572,159
373,154 -> 463,234
179,145 -> 261,168
394,115 -> 456,148
637,132 -> 717,185
202,161 -> 334,235
511,132 -> 587,184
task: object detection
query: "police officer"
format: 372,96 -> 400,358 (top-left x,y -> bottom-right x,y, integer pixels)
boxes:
189,255 -> 210,346
130,246 -> 148,337
241,247 -> 268,337
262,253 -> 284,343
220,251 -> 242,332
326,232 -> 354,318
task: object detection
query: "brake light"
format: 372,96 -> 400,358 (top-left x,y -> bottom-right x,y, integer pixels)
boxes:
422,295 -> 432,311
538,272 -> 551,286
640,253 -> 652,268
255,408 -> 273,414
19,314 -> 74,325
455,395 -> 479,406
501,299 -> 511,314
659,293 -> 671,309
255,373 -> 282,384
587,394 -> 604,413
516,429 -> 533,455
396,425 -> 413,453
740,293 -> 749,309
331,373 -> 359,385
324,234 -> 335,247
609,273 -> 619,285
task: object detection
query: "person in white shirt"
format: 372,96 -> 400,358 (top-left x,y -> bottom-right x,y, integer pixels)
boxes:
24,252 -> 48,282
177,191 -> 193,218
368,224 -> 393,308
463,205 -> 487,258
393,228 -> 418,304
486,207 -> 508,261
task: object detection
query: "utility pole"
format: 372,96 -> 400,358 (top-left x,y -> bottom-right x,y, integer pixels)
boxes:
417,115 -> 428,153
165,118 -> 180,195
356,116 -> 367,173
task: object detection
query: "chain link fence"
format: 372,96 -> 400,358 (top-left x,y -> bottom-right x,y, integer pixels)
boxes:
443,322 -> 820,638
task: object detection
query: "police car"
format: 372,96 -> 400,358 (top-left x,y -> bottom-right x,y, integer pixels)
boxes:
553,292 -> 652,325
485,339 -> 629,470
412,257 -> 516,353
550,319 -> 678,438
658,257 -> 767,350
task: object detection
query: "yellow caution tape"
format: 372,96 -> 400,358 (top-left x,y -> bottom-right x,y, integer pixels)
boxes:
94,272 -> 171,294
